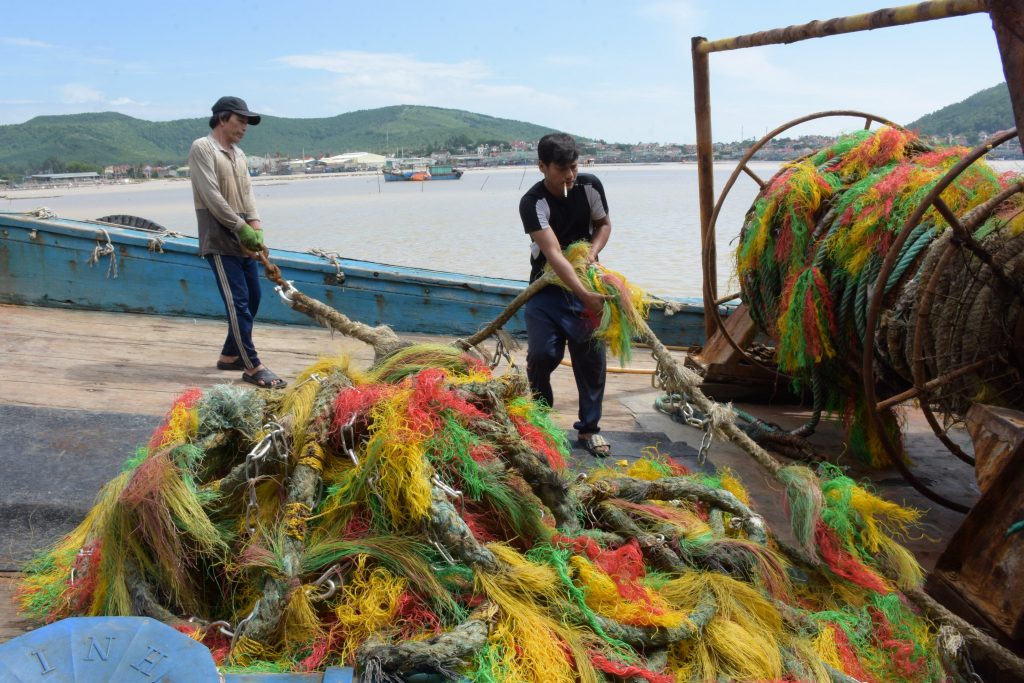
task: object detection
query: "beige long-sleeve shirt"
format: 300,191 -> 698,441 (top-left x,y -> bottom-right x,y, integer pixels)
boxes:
189,134 -> 261,257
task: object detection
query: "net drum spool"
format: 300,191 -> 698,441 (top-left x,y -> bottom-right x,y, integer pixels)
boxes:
730,124 -> 1024,511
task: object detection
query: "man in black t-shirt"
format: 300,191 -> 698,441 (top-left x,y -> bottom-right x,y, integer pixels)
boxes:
518,133 -> 612,457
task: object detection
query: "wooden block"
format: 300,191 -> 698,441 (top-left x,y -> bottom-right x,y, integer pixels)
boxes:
691,304 -> 789,400
965,403 -> 1024,493
927,437 -> 1024,653
695,303 -> 759,366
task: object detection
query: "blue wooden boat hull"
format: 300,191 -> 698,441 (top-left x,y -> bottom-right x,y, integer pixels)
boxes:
0,211 -> 711,347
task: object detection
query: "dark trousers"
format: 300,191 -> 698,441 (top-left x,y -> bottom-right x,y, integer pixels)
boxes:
525,285 -> 606,435
207,254 -> 261,370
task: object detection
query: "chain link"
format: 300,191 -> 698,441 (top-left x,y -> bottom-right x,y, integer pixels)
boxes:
69,547 -> 93,586
432,474 -> 464,515
657,392 -> 714,464
243,422 -> 287,534
340,413 -> 360,466
697,428 -> 713,464
489,335 -> 513,370
431,540 -> 457,566
306,563 -> 344,601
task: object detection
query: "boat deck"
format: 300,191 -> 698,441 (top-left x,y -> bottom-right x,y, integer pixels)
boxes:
0,303 -> 979,643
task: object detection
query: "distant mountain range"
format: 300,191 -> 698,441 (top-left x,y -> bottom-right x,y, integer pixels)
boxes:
0,83 -> 1016,175
0,105 -> 559,172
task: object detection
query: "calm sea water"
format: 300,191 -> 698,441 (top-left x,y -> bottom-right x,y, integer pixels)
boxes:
7,160 -> 1020,297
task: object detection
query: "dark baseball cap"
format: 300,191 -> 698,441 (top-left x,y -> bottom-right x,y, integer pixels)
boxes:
211,96 -> 261,125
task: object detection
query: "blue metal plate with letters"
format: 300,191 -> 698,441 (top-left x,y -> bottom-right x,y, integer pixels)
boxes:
0,616 -> 355,682
0,616 -> 219,681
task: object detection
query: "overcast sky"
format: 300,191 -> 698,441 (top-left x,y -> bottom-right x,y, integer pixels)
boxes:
0,1 -> 1006,143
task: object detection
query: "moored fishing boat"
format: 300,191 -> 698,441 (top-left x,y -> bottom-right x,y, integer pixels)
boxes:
382,164 -> 464,181
0,210 -> 710,347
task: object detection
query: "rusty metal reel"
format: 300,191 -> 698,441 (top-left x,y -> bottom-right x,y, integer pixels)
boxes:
862,128 -> 1024,513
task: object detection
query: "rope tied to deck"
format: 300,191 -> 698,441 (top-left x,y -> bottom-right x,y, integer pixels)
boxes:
87,227 -> 118,278
308,247 -> 346,282
146,231 -> 185,253
27,206 -> 56,219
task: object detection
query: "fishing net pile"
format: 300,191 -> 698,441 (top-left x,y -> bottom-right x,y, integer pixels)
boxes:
736,127 -> 1024,465
17,337 -> 958,682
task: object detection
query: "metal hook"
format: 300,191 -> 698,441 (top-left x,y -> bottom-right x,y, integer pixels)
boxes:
306,579 -> 338,602
275,281 -> 296,304
205,620 -> 234,638
432,474 -> 462,500
431,540 -> 457,566
230,603 -> 259,651
291,372 -> 323,391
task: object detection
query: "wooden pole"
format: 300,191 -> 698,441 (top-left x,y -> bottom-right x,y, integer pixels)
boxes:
695,0 -> 986,54
692,36 -> 717,340
988,0 -> 1024,151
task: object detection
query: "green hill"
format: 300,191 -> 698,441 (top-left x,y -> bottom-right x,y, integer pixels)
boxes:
906,82 -> 1014,141
0,105 -> 561,172
3,85 -> 1016,176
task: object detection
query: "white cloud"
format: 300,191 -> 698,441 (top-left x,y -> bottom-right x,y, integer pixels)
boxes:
712,50 -> 792,88
59,84 -> 104,104
278,51 -> 490,96
110,97 -> 148,106
0,36 -> 55,49
277,49 -> 572,116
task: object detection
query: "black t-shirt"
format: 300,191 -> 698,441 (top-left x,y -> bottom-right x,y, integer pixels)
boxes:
519,173 -> 609,282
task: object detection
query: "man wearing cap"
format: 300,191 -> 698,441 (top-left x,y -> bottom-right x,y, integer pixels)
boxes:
189,96 -> 286,389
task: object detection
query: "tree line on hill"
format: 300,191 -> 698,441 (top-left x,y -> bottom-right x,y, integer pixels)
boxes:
0,83 -> 1015,183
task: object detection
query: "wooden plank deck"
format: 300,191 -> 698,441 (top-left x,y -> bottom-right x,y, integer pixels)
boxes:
0,303 -> 980,644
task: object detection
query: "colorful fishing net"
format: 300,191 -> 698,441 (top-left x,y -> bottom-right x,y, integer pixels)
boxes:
546,240 -> 651,365
736,126 -> 1024,465
18,342 -> 952,681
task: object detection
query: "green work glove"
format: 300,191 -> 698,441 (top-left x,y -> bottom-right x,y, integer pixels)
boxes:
238,223 -> 263,251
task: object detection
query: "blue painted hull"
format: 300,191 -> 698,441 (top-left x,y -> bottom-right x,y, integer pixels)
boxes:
0,211 -> 711,346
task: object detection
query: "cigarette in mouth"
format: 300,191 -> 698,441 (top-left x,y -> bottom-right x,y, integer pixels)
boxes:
563,182 -> 568,198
